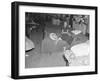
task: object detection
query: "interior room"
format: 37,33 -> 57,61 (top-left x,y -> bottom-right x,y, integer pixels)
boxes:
25,12 -> 90,68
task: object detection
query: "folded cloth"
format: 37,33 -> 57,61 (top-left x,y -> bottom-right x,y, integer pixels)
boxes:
71,30 -> 82,35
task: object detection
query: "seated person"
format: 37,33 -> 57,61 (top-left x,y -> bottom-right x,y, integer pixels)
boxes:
72,15 -> 87,35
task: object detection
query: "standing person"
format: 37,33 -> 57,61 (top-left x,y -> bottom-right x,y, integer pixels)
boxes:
61,15 -> 73,45
61,15 -> 69,34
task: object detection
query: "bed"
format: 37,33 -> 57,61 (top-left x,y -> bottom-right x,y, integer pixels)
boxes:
64,40 -> 89,66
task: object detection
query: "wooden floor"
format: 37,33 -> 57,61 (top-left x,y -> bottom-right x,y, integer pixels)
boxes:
25,22 -> 88,68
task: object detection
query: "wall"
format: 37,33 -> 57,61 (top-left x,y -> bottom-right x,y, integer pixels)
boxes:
0,0 -> 99,81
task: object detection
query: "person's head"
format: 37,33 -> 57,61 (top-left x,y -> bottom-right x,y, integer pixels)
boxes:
49,33 -> 58,40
